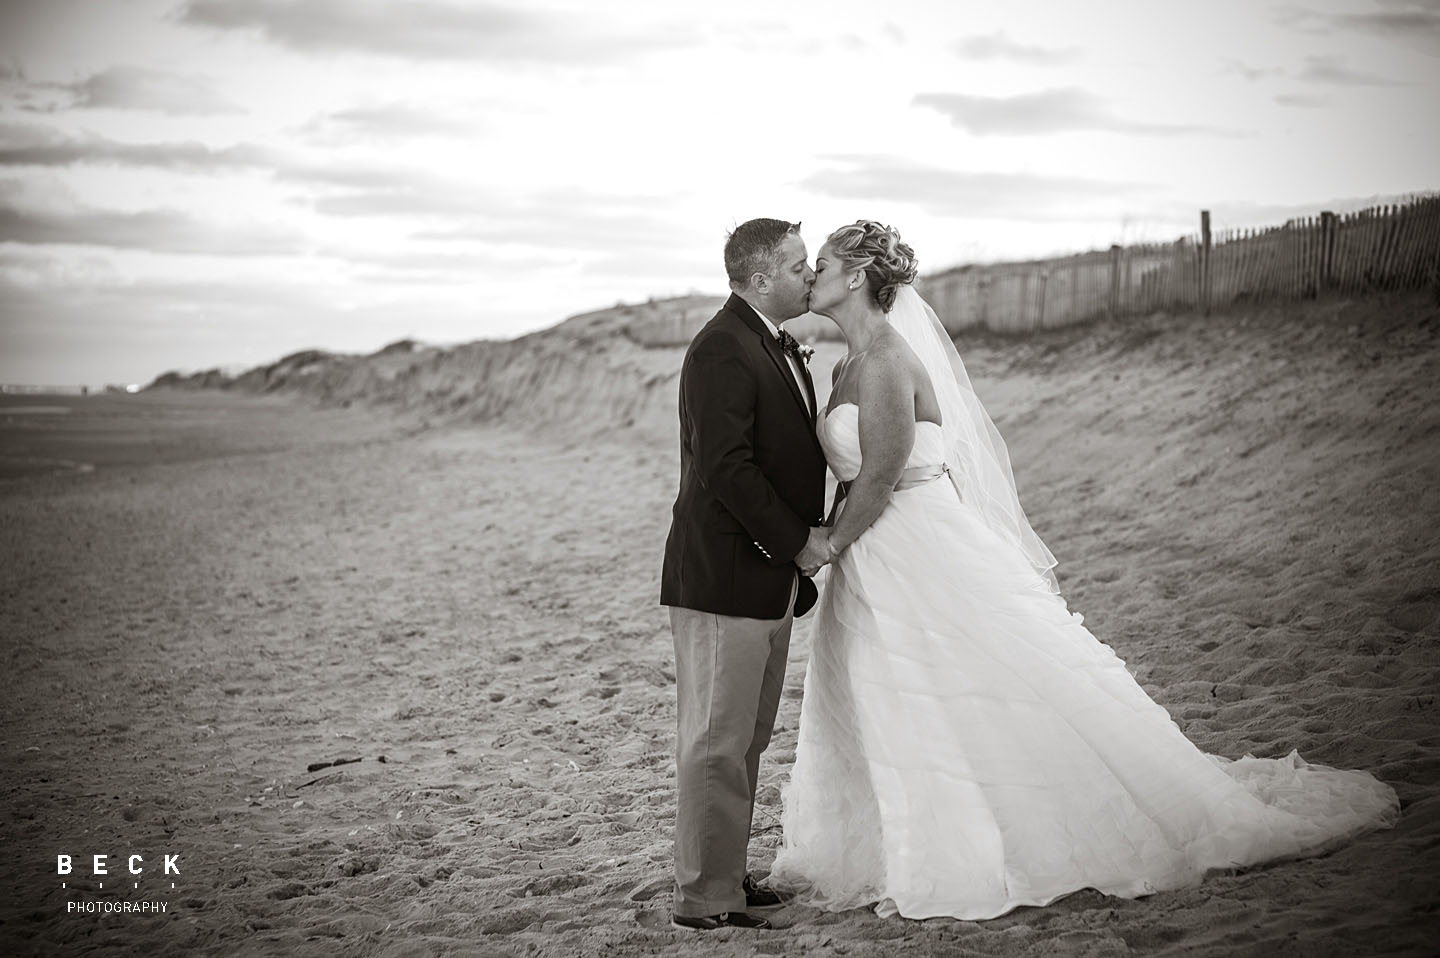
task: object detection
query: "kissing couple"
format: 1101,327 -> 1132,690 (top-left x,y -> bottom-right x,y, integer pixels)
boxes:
659,218 -> 1399,930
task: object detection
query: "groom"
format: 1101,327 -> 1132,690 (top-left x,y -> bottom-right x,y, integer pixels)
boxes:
660,218 -> 831,931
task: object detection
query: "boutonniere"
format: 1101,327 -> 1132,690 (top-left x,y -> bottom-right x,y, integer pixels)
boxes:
776,328 -> 812,365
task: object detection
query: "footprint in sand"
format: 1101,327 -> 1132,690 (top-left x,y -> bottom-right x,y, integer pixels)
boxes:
1385,589 -> 1440,634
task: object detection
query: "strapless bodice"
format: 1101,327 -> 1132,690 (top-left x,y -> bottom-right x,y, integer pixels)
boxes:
818,403 -> 946,483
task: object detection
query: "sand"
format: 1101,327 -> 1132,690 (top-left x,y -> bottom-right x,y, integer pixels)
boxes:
1,292 -> 1437,957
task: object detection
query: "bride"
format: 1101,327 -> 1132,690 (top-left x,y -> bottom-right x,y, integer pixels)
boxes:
767,220 -> 1401,921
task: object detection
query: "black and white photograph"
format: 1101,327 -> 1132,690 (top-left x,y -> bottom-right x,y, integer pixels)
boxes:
2,1 -> 1437,955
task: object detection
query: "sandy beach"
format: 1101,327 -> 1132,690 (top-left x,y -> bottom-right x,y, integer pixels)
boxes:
2,292 -> 1437,957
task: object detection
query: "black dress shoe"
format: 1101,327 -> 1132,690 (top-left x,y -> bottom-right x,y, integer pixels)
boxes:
671,911 -> 772,931
744,874 -> 791,908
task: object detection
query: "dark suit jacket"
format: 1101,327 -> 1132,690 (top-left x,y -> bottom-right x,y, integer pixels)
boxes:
661,294 -> 829,619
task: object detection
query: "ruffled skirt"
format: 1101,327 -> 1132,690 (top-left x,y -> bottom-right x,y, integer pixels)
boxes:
768,478 -> 1400,920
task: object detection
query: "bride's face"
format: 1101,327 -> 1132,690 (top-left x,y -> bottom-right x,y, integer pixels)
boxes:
810,242 -> 856,316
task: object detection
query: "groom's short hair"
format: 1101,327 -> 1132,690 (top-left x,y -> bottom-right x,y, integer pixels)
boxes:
725,218 -> 801,291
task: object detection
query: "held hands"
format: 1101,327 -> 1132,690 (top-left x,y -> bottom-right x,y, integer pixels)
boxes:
796,526 -> 838,578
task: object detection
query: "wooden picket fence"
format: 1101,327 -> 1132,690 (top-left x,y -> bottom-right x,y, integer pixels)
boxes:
621,194 -> 1440,346
919,193 -> 1440,335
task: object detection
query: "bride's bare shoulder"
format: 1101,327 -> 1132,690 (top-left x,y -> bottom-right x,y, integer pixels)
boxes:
852,333 -> 919,398
871,327 -> 926,378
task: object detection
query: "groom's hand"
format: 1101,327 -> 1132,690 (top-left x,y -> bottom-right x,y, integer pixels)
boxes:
796,527 -> 831,577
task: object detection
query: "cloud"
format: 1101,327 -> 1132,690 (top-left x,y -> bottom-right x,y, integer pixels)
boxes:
1275,1 -> 1440,53
340,249 -> 494,278
0,268 -> 367,385
0,124 -> 275,170
1273,4 -> 1338,34
913,87 -> 1209,136
577,246 -> 714,283
298,102 -> 473,143
0,126 -> 482,229
0,200 -> 303,256
1274,92 -> 1331,109
800,155 -> 1142,220
273,161 -> 492,218
180,0 -> 697,63
1297,54 -> 1408,87
0,257 -> 324,313
0,144 -> 492,221
416,189 -> 704,251
274,161 -> 432,190
1218,48 -> 1412,99
2,74 -> 74,115
1342,0 -> 1440,41
322,187 -> 717,288
71,65 -> 245,115
281,169 -> 702,254
952,32 -> 1079,65
2,64 -> 244,115
309,187 -> 470,218
1219,58 -> 1283,82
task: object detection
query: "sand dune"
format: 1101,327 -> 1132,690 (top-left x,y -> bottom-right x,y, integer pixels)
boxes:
1,291 -> 1437,956
145,295 -> 727,440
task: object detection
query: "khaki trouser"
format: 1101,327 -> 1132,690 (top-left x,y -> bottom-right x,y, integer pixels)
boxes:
669,577 -> 795,917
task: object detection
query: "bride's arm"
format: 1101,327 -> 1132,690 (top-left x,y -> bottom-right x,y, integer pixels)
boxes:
824,357 -> 850,524
825,347 -> 914,556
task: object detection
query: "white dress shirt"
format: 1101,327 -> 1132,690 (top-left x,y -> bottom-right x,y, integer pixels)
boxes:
752,307 -> 812,415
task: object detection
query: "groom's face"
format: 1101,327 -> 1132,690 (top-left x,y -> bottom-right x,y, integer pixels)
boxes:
763,234 -> 815,322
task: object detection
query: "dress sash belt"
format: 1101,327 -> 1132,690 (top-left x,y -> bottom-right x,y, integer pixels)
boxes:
893,463 -> 948,491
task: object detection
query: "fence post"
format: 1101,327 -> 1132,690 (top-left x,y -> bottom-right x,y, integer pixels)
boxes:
1200,210 -> 1212,315
1022,271 -> 1030,331
1036,268 -> 1048,329
1316,211 -> 1331,295
1122,248 -> 1133,316
1108,244 -> 1122,319
1070,259 -> 1079,325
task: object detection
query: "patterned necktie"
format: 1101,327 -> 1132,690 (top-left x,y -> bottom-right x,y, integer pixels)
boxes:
776,328 -> 803,358
776,327 -> 812,414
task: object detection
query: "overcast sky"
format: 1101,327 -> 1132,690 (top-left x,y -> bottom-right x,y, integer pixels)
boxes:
2,0 -> 1437,387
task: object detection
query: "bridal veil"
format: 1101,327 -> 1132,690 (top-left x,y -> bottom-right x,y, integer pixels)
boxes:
886,285 -> 1060,593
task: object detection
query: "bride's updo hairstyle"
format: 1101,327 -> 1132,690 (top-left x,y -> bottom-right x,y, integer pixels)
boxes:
826,220 -> 918,312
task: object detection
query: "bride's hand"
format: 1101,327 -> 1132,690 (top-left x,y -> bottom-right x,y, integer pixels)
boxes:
802,534 -> 843,576
797,527 -> 831,576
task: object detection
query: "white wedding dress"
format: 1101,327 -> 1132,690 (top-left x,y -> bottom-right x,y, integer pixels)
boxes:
768,400 -> 1401,920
